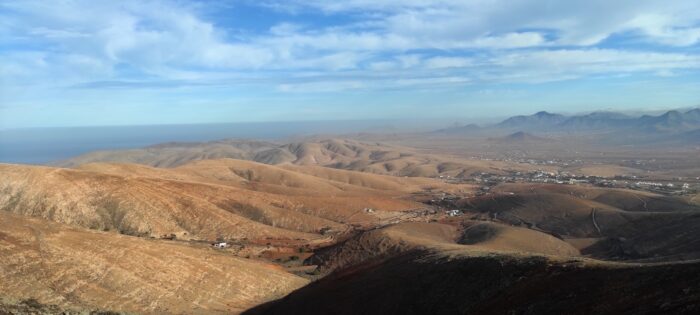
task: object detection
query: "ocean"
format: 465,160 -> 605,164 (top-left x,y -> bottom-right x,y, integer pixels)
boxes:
0,120 -> 416,165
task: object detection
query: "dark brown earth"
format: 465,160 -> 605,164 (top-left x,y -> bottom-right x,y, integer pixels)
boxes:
246,249 -> 700,315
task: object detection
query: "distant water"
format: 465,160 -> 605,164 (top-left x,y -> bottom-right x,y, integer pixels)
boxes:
0,120 -> 413,165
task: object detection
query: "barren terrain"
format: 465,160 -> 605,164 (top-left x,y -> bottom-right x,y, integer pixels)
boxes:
2,123 -> 700,314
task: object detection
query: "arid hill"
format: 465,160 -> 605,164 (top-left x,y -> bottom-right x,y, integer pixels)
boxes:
56,138 -> 555,178
455,184 -> 700,261
246,220 -> 700,315
307,221 -> 579,275
1,160 -> 469,242
3,140 -> 699,314
0,212 -> 308,314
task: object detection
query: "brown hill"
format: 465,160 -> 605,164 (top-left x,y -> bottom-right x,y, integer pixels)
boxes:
307,221 -> 579,275
56,138 -> 554,178
0,212 -> 307,314
2,159 -> 470,243
0,163 -> 330,241
1,158 -> 473,238
458,184 -> 700,261
246,248 -> 700,315
245,211 -> 700,315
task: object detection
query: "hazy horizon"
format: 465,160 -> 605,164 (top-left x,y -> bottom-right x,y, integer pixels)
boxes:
1,105 -> 698,131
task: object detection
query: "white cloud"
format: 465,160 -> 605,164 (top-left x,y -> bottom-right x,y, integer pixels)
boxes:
1,0 -> 700,94
282,0 -> 700,46
424,57 -> 472,69
483,49 -> 700,83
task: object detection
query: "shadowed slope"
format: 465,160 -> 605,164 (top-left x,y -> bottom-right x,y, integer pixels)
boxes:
246,249 -> 700,315
307,221 -> 579,275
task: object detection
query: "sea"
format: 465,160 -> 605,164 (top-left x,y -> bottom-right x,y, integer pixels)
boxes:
0,120 -> 424,165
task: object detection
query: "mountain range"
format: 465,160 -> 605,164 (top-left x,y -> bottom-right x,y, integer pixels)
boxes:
438,108 -> 700,138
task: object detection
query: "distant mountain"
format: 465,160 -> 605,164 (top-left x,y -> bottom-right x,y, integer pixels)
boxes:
684,108 -> 700,121
436,108 -> 700,140
497,111 -> 567,130
491,131 -> 548,143
559,111 -> 635,130
678,129 -> 700,144
433,123 -> 481,134
638,110 -> 700,132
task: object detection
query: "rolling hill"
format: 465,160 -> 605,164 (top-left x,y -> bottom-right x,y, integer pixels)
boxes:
246,222 -> 700,315
456,184 -> 700,261
55,138 -> 550,178
0,212 -> 308,314
2,159 -> 469,243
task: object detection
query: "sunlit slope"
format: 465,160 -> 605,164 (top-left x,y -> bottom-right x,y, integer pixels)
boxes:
57,138 -> 555,178
1,159 -> 460,241
0,212 -> 308,314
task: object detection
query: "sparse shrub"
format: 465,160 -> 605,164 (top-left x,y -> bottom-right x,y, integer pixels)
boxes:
21,298 -> 42,309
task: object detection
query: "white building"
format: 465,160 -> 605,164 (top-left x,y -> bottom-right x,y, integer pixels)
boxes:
446,209 -> 462,217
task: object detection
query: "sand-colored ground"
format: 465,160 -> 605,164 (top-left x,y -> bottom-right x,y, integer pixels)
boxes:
57,138 -> 560,178
1,160 -> 471,242
0,212 -> 308,314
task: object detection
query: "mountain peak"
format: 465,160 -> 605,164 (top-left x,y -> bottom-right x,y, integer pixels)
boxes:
534,111 -> 555,117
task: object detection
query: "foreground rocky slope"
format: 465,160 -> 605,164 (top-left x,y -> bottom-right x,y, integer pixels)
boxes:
0,212 -> 307,314
247,220 -> 700,315
247,249 -> 700,315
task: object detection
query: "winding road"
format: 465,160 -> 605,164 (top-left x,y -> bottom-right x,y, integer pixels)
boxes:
591,208 -> 602,236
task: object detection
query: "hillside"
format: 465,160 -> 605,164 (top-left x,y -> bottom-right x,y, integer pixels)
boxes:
490,131 -> 549,143
497,111 -> 567,130
456,184 -> 700,261
246,223 -> 700,315
0,212 -> 308,314
55,138 -> 555,178
247,250 -> 700,315
307,221 -> 579,275
2,160 -> 467,243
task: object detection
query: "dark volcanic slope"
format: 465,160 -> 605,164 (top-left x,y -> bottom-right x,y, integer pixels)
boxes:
246,250 -> 700,315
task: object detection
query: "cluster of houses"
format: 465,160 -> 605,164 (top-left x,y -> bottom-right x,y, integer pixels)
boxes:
442,170 -> 697,196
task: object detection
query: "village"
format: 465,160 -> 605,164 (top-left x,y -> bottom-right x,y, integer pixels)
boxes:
440,170 -> 698,196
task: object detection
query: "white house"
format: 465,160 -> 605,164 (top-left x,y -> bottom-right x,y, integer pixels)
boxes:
446,209 -> 462,217
213,242 -> 228,249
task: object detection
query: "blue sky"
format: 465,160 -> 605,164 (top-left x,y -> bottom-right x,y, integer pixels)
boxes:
1,0 -> 700,128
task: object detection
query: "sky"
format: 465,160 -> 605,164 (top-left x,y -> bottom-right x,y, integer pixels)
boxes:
1,0 -> 700,129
